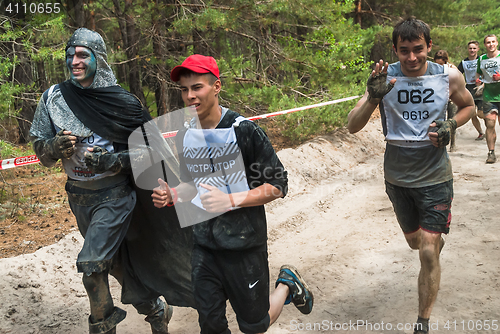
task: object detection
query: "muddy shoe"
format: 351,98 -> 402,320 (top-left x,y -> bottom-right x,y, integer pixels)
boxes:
486,151 -> 497,164
145,305 -> 173,334
414,330 -> 428,334
414,322 -> 429,334
275,265 -> 313,314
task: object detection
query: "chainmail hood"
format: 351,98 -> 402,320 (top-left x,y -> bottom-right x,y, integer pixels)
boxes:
66,28 -> 117,88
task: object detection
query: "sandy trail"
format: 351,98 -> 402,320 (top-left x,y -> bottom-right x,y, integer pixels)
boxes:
1,119 -> 499,334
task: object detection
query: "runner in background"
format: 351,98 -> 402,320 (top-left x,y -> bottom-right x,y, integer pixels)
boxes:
457,40 -> 485,141
476,34 -> 500,163
434,50 -> 458,151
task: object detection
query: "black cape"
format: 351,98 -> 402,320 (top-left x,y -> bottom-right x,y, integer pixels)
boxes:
59,80 -> 151,144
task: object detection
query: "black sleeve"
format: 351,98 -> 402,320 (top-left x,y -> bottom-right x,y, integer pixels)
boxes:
32,138 -> 59,167
237,121 -> 288,197
457,60 -> 464,74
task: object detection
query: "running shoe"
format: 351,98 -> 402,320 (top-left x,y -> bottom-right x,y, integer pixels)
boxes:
275,265 -> 313,314
486,151 -> 497,164
475,133 -> 484,141
145,303 -> 173,334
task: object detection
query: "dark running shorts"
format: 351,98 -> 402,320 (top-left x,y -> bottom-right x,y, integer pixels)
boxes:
482,101 -> 500,116
385,180 -> 453,234
191,245 -> 271,334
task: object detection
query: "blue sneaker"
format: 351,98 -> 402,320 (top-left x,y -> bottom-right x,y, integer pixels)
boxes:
275,265 -> 313,314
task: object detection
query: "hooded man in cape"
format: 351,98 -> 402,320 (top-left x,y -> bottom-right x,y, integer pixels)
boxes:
30,28 -> 194,334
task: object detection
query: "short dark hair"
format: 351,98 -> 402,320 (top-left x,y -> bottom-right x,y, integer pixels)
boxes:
484,34 -> 497,44
392,17 -> 431,48
468,40 -> 479,47
177,68 -> 218,85
434,50 -> 449,63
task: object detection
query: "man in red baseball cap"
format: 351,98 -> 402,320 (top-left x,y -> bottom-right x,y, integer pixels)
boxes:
153,55 -> 314,333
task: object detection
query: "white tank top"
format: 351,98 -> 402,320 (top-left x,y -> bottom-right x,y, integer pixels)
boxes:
479,55 -> 500,84
461,59 -> 478,84
382,71 -> 449,147
182,116 -> 250,211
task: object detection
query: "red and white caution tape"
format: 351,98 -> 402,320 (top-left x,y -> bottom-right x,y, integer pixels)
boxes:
162,95 -> 360,138
0,95 -> 360,169
0,155 -> 40,170
246,95 -> 360,121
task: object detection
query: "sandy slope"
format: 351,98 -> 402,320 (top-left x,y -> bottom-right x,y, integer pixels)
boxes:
1,119 -> 499,334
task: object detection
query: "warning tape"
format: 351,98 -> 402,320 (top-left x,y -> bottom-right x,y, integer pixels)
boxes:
0,155 -> 40,170
0,95 -> 360,169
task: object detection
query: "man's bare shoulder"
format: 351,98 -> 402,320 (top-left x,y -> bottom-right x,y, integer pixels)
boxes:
448,67 -> 466,88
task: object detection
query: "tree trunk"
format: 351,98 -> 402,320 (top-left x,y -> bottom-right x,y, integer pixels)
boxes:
10,13 -> 37,143
112,0 -> 147,110
65,0 -> 86,28
151,4 -> 168,116
355,0 -> 362,26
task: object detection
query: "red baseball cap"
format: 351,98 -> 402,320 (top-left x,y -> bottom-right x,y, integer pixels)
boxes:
170,54 -> 220,82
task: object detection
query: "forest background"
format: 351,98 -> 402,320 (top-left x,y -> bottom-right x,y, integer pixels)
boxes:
1,0 -> 500,153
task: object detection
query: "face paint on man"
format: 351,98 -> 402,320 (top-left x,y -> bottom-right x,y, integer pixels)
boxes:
66,46 -> 97,88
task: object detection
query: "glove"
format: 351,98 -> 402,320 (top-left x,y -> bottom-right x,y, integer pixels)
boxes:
84,146 -> 130,174
433,119 -> 457,148
34,129 -> 74,162
367,72 -> 395,102
493,71 -> 500,81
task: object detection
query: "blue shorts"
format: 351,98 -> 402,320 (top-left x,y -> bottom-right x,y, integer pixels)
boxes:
385,180 -> 453,234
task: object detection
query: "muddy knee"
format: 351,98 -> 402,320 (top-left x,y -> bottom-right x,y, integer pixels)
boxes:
82,272 -> 111,296
419,245 -> 440,265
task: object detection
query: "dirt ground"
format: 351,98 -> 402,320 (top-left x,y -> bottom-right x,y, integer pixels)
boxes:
0,118 -> 499,334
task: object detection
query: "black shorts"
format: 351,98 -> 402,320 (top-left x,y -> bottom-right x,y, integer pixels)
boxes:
385,180 -> 453,234
191,245 -> 270,334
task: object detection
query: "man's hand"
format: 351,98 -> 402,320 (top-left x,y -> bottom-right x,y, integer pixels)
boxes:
152,178 -> 173,208
84,146 -> 120,174
366,60 -> 397,103
493,70 -> 500,81
47,130 -> 76,159
473,83 -> 484,97
199,184 -> 232,213
429,119 -> 457,148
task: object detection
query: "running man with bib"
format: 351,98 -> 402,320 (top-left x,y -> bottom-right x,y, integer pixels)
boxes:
152,55 -> 314,333
476,34 -> 500,163
457,40 -> 484,140
347,17 -> 474,334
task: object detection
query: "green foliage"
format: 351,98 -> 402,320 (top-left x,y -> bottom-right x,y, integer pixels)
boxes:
0,141 -> 35,160
0,13 -> 67,123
